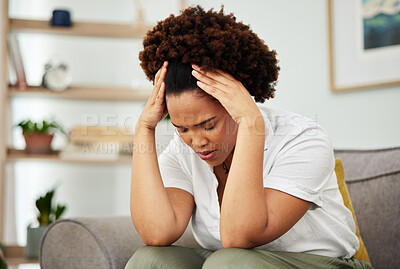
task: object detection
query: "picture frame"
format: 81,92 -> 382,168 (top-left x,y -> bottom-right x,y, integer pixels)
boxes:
328,0 -> 400,92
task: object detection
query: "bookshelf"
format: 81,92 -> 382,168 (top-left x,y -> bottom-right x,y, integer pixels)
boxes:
6,149 -> 132,165
10,19 -> 148,38
0,0 -> 187,265
8,85 -> 151,101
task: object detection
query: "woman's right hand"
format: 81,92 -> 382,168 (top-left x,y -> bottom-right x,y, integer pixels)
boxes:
137,61 -> 168,131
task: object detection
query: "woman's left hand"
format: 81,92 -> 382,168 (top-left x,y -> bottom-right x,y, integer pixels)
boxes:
192,65 -> 261,125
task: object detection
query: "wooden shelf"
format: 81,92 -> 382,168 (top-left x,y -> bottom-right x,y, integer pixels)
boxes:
5,257 -> 39,266
10,19 -> 152,38
8,85 -> 151,101
3,245 -> 39,266
7,149 -> 132,165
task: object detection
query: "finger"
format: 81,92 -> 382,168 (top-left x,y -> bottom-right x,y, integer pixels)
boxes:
214,69 -> 237,82
153,61 -> 168,85
152,66 -> 166,100
156,62 -> 168,87
150,67 -> 163,101
196,81 -> 225,99
192,64 -> 237,84
154,67 -> 162,85
192,66 -> 232,89
192,70 -> 228,93
160,62 -> 168,84
156,82 -> 166,102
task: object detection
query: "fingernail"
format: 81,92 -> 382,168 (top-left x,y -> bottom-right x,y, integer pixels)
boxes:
192,64 -> 199,69
192,70 -> 199,76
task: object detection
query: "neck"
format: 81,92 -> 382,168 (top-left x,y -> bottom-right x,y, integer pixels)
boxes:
220,148 -> 234,171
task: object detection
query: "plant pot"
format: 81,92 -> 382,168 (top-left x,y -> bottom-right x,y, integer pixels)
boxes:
23,133 -> 54,154
26,224 -> 48,259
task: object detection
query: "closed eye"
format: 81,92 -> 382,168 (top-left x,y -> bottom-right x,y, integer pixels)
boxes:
204,124 -> 216,131
177,127 -> 188,133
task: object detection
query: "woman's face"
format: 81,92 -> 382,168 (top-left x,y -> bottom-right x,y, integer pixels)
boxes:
166,91 -> 238,166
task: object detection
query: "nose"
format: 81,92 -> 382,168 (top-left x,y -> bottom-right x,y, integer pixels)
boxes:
190,132 -> 208,149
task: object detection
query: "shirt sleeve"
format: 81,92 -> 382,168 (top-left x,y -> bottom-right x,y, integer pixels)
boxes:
158,136 -> 194,195
263,126 -> 335,207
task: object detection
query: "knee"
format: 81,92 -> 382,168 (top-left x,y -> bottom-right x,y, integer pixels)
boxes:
203,248 -> 276,269
124,246 -> 164,269
202,248 -> 252,269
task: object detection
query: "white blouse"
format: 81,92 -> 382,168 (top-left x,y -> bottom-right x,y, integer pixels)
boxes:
158,105 -> 359,258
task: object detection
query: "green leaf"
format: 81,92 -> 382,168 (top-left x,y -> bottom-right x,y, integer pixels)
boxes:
0,258 -> 7,269
17,120 -> 34,134
16,119 -> 66,135
35,189 -> 55,226
0,242 -> 7,269
34,187 -> 67,226
54,204 -> 67,220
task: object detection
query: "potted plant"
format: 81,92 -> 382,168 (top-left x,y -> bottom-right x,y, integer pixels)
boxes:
0,242 -> 7,269
26,188 -> 67,259
17,119 -> 66,154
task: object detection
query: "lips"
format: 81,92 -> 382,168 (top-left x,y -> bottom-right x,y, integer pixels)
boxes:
197,150 -> 217,161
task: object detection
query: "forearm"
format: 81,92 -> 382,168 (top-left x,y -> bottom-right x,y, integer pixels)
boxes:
130,125 -> 179,245
220,114 -> 268,248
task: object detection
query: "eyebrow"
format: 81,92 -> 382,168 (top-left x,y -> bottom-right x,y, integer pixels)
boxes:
171,116 -> 217,128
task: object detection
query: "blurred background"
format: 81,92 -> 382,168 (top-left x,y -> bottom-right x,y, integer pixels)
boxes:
0,0 -> 399,264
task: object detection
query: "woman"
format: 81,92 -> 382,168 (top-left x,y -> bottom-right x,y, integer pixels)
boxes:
126,6 -> 372,269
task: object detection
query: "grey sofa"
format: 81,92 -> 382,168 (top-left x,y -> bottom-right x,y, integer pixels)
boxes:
40,147 -> 400,269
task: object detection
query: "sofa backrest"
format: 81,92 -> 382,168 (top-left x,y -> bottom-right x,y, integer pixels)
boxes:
334,147 -> 400,269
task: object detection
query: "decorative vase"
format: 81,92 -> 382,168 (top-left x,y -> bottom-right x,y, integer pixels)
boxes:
26,225 -> 48,259
23,133 -> 54,154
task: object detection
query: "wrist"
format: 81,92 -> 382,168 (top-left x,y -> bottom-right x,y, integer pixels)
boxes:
237,112 -> 265,135
135,122 -> 156,135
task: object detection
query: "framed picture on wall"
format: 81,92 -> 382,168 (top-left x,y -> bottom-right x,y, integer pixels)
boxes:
328,0 -> 400,92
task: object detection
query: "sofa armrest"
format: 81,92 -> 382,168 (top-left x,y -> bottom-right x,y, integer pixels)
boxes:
40,216 -> 200,269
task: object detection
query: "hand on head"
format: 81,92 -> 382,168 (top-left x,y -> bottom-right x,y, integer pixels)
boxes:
137,61 -> 169,131
192,65 -> 262,125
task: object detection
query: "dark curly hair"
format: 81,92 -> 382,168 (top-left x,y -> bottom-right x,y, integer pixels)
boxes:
139,5 -> 280,103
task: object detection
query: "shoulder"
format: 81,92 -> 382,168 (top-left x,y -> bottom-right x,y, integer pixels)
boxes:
259,105 -> 334,172
259,105 -> 332,151
259,106 -> 336,206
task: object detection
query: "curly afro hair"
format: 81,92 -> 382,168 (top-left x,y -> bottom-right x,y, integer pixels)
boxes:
139,5 -> 280,103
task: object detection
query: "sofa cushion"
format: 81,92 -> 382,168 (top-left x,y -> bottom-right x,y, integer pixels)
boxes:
334,148 -> 400,182
335,147 -> 400,269
335,158 -> 370,263
40,217 -> 143,269
40,216 -> 200,269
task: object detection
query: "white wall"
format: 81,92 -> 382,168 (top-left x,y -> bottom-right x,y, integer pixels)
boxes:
1,0 -> 399,245
193,0 -> 400,149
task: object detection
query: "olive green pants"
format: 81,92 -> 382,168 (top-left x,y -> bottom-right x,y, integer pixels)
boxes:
125,246 -> 373,269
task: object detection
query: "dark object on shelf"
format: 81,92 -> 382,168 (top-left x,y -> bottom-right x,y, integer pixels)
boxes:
50,9 -> 72,27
